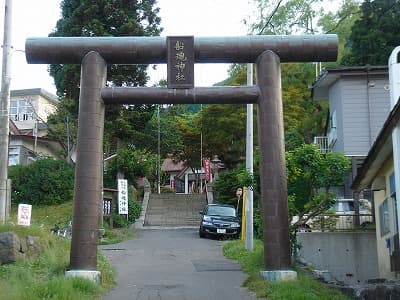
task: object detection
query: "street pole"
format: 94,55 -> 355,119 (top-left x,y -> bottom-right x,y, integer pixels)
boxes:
245,63 -> 254,250
0,0 -> 12,223
157,104 -> 161,194
66,116 -> 71,163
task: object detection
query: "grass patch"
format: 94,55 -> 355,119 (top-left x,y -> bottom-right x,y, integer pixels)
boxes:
99,227 -> 134,245
8,201 -> 74,231
223,240 -> 350,300
0,200 -> 142,299
11,201 -> 134,244
0,223 -> 115,300
0,200 -> 132,299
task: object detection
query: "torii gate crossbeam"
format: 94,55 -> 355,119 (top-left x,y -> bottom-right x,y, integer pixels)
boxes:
25,35 -> 338,282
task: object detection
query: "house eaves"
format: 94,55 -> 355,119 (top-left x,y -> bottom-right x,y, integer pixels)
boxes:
311,65 -> 388,100
11,88 -> 58,105
11,134 -> 66,153
9,119 -> 21,135
352,97 -> 400,191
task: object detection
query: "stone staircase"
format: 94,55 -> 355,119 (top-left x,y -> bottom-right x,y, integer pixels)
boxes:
144,193 -> 207,227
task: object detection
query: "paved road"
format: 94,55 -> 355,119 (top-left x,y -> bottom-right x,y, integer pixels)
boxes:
101,228 -> 257,300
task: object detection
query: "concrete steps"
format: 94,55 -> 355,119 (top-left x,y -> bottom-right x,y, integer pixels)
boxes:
144,193 -> 207,227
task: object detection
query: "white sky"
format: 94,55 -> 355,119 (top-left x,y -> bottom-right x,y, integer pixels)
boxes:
0,0 -> 256,95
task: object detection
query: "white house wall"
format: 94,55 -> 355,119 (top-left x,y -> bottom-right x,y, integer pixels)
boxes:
368,78 -> 391,139
38,95 -> 57,122
373,159 -> 399,280
9,137 -> 62,162
340,76 -> 390,156
10,90 -> 58,132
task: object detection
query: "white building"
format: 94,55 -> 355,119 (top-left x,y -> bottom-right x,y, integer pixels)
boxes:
8,88 -> 65,165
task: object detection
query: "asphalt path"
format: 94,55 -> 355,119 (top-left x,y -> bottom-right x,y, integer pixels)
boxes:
101,228 -> 257,300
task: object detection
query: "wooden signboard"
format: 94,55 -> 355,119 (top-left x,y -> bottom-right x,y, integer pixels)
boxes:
167,36 -> 194,89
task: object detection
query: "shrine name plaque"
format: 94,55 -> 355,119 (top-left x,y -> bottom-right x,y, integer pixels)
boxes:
167,36 -> 194,89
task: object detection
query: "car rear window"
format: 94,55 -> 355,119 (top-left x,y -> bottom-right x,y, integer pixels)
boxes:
342,201 -> 355,212
206,206 -> 236,217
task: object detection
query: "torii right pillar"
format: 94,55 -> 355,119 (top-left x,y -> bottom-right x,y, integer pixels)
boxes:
257,50 -> 295,281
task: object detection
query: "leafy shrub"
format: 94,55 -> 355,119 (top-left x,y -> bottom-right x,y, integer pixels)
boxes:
160,186 -> 174,193
8,158 -> 74,206
112,198 -> 142,228
213,167 -> 244,205
104,146 -> 156,187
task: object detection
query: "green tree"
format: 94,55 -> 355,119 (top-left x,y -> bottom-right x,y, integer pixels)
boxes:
280,62 -> 328,144
286,144 -> 350,229
47,1 -> 162,159
252,0 -> 325,35
213,166 -> 247,205
318,0 -> 361,63
201,104 -> 247,167
145,105 -> 183,158
8,159 -> 75,206
104,145 -> 157,188
173,113 -> 202,189
103,104 -> 156,157
46,98 -> 78,159
341,0 -> 400,66
49,1 -> 161,99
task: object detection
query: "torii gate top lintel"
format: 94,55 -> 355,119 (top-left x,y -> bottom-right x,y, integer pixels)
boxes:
25,34 -> 338,65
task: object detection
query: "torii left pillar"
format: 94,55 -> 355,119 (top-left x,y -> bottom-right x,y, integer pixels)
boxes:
65,51 -> 106,282
256,50 -> 294,280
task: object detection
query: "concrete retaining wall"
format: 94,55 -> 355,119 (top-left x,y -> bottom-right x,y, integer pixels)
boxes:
297,232 -> 379,285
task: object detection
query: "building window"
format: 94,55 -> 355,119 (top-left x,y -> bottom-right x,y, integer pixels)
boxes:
327,110 -> 337,147
8,147 -> 19,166
10,99 -> 34,121
380,198 -> 390,236
390,172 -> 398,233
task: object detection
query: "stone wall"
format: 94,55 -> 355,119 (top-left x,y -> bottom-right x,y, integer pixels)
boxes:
0,231 -> 41,264
297,231 -> 379,285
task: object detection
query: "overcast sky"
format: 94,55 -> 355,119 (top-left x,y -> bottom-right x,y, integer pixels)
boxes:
0,0 -> 255,95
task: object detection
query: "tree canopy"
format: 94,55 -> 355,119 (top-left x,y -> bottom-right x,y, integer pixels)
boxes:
341,0 -> 400,66
46,0 -> 162,167
286,144 -> 350,228
49,0 -> 161,99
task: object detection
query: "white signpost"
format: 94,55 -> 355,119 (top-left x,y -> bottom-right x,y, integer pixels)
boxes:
17,204 -> 32,226
118,179 -> 129,215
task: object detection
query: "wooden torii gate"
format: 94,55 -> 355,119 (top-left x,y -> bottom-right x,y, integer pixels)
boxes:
25,35 -> 338,281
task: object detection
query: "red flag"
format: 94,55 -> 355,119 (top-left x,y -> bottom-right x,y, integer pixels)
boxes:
202,158 -> 211,182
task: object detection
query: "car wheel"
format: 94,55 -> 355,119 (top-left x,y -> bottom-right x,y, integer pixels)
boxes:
199,229 -> 206,238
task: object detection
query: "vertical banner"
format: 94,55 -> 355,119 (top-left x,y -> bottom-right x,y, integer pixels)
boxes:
118,179 -> 129,215
17,204 -> 32,226
202,157 -> 211,182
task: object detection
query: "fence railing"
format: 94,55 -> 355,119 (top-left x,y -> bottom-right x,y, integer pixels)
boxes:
297,213 -> 375,231
313,136 -> 330,154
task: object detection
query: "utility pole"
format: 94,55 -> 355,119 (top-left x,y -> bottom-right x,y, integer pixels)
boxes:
157,104 -> 161,194
66,116 -> 71,163
245,63 -> 254,250
0,0 -> 12,223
